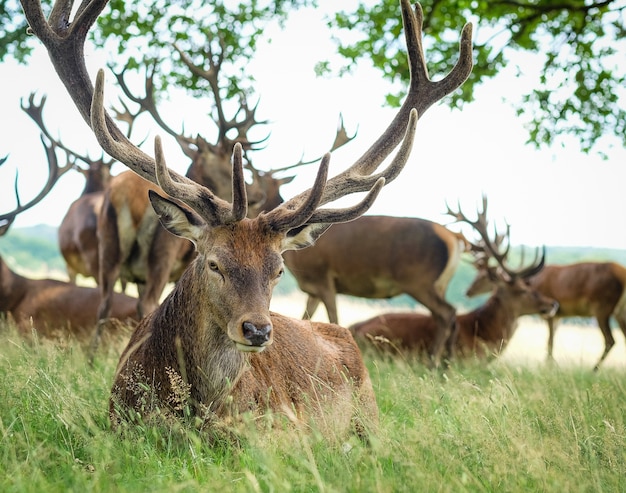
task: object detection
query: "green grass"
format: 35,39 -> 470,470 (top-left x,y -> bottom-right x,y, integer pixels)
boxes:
1,322 -> 625,493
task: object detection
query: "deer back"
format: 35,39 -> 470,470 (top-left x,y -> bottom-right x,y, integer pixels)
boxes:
283,216 -> 464,299
0,256 -> 138,339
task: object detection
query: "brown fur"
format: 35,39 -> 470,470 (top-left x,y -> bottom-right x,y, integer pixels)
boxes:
0,255 -> 139,341
468,261 -> 626,369
283,216 -> 467,361
352,273 -> 558,361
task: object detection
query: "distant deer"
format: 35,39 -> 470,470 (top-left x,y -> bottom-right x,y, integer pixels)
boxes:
467,260 -> 626,370
21,0 -> 473,438
351,198 -> 558,361
283,216 -> 470,363
0,255 -> 139,341
18,92 -> 116,286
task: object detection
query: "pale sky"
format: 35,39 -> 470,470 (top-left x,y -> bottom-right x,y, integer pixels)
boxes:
2,4 -> 626,250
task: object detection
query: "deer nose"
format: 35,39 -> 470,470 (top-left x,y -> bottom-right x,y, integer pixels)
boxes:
242,321 -> 272,347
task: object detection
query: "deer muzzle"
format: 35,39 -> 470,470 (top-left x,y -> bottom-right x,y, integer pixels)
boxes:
230,319 -> 273,353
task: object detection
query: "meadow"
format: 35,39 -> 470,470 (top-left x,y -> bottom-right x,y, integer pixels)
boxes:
1,293 -> 625,492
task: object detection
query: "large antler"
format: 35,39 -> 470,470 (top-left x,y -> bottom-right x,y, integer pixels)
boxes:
446,196 -> 545,280
20,0 -> 473,230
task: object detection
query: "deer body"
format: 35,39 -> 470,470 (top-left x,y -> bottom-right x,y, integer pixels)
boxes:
283,216 -> 465,357
0,256 -> 138,339
468,261 -> 626,369
351,279 -> 558,360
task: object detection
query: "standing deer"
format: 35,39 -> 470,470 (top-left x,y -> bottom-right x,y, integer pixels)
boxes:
351,199 -> 559,361
466,260 -> 626,370
19,92 -> 117,286
283,216 -> 470,362
20,0 -> 473,438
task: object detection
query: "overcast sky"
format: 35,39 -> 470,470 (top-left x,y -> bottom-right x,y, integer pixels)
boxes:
2,4 -> 625,250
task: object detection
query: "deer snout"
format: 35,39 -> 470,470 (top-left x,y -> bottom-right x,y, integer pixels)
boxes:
540,300 -> 559,318
243,321 -> 272,347
228,318 -> 273,353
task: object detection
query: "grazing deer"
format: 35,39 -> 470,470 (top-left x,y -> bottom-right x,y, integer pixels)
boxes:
283,216 -> 470,362
0,255 -> 138,341
467,260 -> 626,370
20,0 -> 473,438
351,199 -> 559,361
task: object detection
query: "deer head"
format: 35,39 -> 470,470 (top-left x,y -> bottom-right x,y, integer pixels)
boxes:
446,196 -> 548,297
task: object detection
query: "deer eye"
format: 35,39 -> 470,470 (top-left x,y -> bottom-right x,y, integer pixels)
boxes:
276,268 -> 284,279
209,261 -> 220,273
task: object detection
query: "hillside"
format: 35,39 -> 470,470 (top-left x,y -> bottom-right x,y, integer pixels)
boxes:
1,224 -> 625,311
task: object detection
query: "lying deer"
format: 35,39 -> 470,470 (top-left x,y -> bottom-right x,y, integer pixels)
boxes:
20,0 -> 473,438
467,260 -> 626,370
0,255 -> 138,341
351,199 -> 559,361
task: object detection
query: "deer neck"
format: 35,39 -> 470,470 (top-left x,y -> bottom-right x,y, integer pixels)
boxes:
154,262 -> 249,410
470,295 -> 517,344
0,261 -> 29,312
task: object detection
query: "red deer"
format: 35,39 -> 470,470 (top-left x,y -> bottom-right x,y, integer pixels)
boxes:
19,92 -> 117,286
283,216 -> 470,364
20,0 -> 473,438
467,260 -> 626,370
0,255 -> 139,341
351,199 -> 559,361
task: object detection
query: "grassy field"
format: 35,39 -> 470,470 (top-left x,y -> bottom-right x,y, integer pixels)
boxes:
1,294 -> 625,492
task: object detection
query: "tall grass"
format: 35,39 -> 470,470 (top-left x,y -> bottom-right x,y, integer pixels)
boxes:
0,319 -> 624,493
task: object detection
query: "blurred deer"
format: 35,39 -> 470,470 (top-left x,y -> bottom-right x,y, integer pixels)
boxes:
283,216 -> 470,364
467,259 -> 626,370
19,92 -> 117,286
351,197 -> 558,361
20,0 -> 473,438
0,255 -> 139,341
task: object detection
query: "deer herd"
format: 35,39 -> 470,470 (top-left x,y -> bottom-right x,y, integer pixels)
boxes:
0,0 -> 624,440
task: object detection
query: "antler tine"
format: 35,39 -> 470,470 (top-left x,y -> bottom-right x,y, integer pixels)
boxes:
112,63 -> 192,146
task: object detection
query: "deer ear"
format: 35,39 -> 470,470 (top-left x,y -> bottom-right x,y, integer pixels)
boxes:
281,223 -> 332,251
148,190 -> 205,244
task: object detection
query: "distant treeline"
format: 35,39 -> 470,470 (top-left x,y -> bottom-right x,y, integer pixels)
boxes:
2,223 -> 626,311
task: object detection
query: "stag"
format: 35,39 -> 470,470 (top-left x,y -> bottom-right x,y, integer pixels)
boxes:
467,260 -> 626,370
351,198 -> 558,361
20,0 -> 473,438
19,92 -> 117,286
283,216 -> 470,362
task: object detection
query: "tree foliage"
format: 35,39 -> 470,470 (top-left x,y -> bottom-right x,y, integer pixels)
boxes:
2,0 -> 624,155
325,0 -> 626,156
